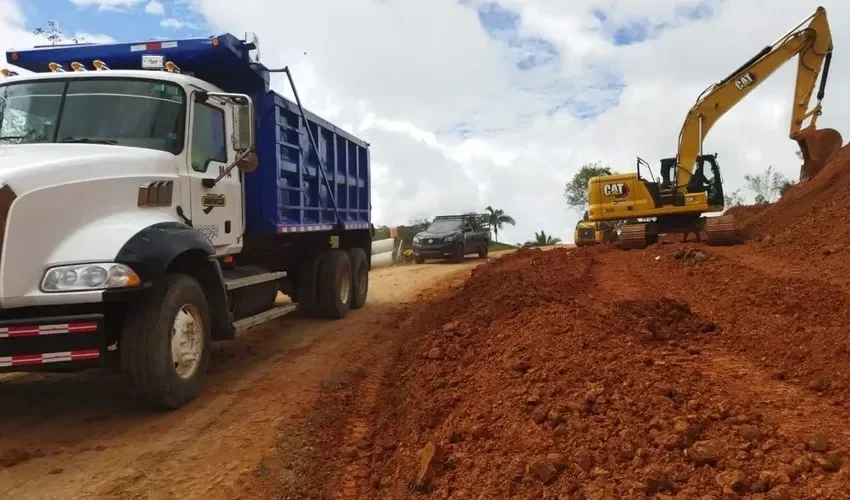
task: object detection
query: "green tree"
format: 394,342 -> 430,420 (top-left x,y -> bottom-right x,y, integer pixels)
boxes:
371,224 -> 391,241
723,189 -> 746,208
484,205 -> 516,242
525,230 -> 562,247
744,165 -> 791,204
564,161 -> 614,212
33,20 -> 86,45
395,218 -> 430,248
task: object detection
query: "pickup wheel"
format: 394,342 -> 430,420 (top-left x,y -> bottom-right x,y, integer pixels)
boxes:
120,273 -> 211,410
347,247 -> 368,309
317,250 -> 352,320
478,245 -> 489,259
453,244 -> 465,263
295,253 -> 322,318
415,255 -> 425,264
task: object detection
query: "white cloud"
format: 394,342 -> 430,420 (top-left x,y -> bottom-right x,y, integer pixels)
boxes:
70,0 -> 141,10
192,0 -> 850,244
160,18 -> 185,30
145,0 -> 165,15
72,32 -> 116,44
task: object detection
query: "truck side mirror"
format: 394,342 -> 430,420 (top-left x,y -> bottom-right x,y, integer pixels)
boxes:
232,101 -> 254,154
237,151 -> 259,173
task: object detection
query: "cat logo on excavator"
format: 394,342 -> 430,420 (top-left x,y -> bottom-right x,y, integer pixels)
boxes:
734,72 -> 757,90
603,183 -> 630,198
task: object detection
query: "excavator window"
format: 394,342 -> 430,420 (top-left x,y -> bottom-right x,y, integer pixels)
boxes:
659,158 -> 677,189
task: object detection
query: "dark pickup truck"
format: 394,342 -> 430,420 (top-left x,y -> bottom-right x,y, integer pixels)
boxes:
412,214 -> 491,263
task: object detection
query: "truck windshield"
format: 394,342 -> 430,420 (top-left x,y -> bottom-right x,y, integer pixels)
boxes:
427,219 -> 462,232
0,78 -> 185,154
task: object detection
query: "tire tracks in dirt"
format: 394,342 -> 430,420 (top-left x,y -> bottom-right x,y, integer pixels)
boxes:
329,354 -> 387,499
0,259 -> 496,500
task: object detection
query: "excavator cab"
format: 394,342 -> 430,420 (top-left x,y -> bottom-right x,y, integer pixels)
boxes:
702,155 -> 725,207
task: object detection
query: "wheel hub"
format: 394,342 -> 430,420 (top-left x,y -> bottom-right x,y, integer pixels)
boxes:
171,304 -> 203,379
339,267 -> 351,305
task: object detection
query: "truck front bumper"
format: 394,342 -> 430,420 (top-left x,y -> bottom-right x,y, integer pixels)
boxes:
412,241 -> 459,259
0,313 -> 105,373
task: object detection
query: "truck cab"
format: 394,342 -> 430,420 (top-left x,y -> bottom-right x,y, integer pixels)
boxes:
0,35 -> 373,410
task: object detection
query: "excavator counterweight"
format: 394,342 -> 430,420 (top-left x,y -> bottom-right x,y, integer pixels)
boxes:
797,126 -> 843,181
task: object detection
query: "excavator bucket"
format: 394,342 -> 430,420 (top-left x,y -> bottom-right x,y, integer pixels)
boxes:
797,126 -> 844,181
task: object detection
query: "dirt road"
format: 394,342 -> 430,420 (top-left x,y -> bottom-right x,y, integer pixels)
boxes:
0,255 -> 499,500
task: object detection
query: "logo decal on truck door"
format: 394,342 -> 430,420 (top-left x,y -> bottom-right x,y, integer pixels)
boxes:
201,193 -> 226,214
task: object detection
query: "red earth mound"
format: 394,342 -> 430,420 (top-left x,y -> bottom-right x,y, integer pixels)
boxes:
362,248 -> 849,498
737,143 -> 850,245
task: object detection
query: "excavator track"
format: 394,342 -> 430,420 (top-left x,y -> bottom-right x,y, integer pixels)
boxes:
705,215 -> 740,246
617,223 -> 648,250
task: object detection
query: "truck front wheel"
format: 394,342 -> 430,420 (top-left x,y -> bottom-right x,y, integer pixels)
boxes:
120,273 -> 211,410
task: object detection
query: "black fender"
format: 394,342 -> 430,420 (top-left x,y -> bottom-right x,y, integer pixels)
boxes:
107,222 -> 234,340
113,222 -> 215,284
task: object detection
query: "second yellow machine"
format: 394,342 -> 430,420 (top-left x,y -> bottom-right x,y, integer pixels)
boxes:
585,6 -> 842,250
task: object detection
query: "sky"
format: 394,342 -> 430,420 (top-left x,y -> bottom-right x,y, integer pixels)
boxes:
2,0 -> 850,245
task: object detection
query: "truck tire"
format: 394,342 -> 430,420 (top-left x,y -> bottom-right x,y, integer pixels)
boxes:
478,245 -> 488,259
295,253 -> 322,318
415,255 -> 425,264
120,273 -> 211,410
347,247 -> 368,310
317,250 -> 352,320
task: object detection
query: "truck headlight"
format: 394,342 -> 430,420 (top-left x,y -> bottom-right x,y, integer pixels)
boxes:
445,234 -> 456,242
413,236 -> 420,243
41,263 -> 141,292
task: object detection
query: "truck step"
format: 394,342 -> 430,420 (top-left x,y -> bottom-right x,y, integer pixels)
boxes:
233,303 -> 298,333
224,270 -> 287,291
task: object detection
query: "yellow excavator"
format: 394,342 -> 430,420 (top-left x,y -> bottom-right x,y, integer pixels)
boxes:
585,6 -> 843,250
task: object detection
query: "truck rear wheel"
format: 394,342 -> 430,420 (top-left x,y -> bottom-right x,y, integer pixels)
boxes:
347,247 -> 368,310
478,245 -> 488,258
295,253 -> 322,318
120,273 -> 211,410
318,250 -> 352,320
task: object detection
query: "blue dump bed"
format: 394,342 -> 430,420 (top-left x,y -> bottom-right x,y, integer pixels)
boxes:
6,34 -> 371,235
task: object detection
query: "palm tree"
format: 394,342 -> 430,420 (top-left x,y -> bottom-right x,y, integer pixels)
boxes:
484,205 -> 516,242
525,230 -> 562,247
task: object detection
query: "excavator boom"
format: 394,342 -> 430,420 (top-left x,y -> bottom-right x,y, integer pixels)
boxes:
676,6 -> 841,186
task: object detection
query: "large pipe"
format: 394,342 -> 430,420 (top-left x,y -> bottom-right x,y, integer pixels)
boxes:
370,250 -> 395,269
371,238 -> 396,254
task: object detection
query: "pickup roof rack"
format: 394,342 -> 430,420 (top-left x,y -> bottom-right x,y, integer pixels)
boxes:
433,213 -> 491,230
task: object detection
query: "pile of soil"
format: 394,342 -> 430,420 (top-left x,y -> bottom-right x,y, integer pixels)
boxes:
362,248 -> 848,498
733,143 -> 850,272
653,245 -> 850,398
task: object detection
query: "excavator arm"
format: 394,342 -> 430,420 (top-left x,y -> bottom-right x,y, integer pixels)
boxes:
675,6 -> 841,187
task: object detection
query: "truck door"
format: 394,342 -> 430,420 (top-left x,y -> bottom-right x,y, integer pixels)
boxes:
185,94 -> 244,255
